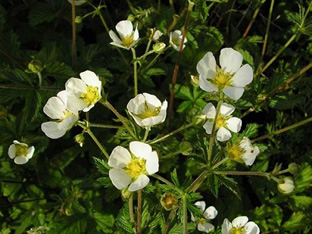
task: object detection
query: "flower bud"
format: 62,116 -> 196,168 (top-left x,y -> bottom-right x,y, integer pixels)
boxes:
278,177 -> 295,194
75,134 -> 85,147
75,16 -> 82,24
127,14 -> 135,22
28,60 -> 43,73
192,114 -> 206,125
161,193 -> 178,211
288,163 -> 299,175
153,42 -> 166,53
180,141 -> 192,156
190,75 -> 199,87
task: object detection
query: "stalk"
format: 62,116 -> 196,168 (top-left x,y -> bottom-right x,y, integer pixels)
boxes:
261,0 -> 275,56
131,48 -> 138,97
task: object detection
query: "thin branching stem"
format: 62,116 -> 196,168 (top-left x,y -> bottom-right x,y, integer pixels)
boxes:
214,171 -> 269,177
137,190 -> 142,234
262,0 -> 275,56
186,171 -> 209,193
242,1 -> 264,39
129,194 -> 137,234
85,128 -> 110,159
182,195 -> 188,234
131,48 -> 138,97
89,123 -> 121,129
71,0 -> 77,68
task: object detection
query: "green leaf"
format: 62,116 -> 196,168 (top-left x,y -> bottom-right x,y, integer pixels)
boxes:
94,157 -> 109,175
116,204 -> 133,234
170,169 -> 180,187
290,195 -> 312,209
295,163 -> 312,192
282,212 -> 306,230
216,174 -> 241,199
269,95 -> 303,110
92,212 -> 114,232
242,123 -> 260,138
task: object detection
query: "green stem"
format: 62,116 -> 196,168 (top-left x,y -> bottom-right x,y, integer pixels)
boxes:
137,190 -> 142,234
161,149 -> 184,159
152,174 -> 184,194
129,194 -> 137,234
100,99 -> 138,140
212,157 -> 229,170
89,123 -> 121,129
71,0 -> 77,68
251,117 -> 312,143
37,72 -> 42,87
149,122 -> 194,144
141,46 -> 169,73
261,0 -> 274,56
186,171 -> 208,193
214,170 -> 269,177
131,48 -> 138,97
207,100 -> 223,166
142,127 -> 150,142
86,129 -> 110,159
143,38 -> 152,60
242,1 -> 264,39
182,195 -> 188,234
163,209 -> 176,234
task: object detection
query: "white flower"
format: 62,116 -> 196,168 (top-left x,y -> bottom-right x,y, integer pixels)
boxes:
153,30 -> 163,41
222,216 -> 260,234
109,20 -> 139,50
169,30 -> 187,51
67,0 -> 87,6
108,141 -> 159,192
127,93 -> 168,128
228,137 -> 260,166
65,70 -> 102,112
41,90 -> 79,139
197,48 -> 253,100
8,140 -> 35,165
278,177 -> 295,194
203,102 -> 242,142
191,201 -> 218,233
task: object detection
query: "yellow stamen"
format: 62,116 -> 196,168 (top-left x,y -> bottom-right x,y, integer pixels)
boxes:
15,144 -> 28,157
228,145 -> 245,162
231,227 -> 245,234
216,115 -> 227,128
121,34 -> 134,48
136,102 -> 161,119
80,86 -> 100,106
125,158 -> 146,179
211,67 -> 232,90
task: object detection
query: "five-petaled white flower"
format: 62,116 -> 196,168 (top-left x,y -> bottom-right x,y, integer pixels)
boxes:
8,140 -> 35,165
153,29 -> 163,41
203,102 -> 242,142
228,137 -> 260,166
41,90 -> 79,139
169,30 -> 187,51
65,70 -> 102,112
127,93 -> 168,128
108,141 -> 159,192
222,216 -> 260,234
109,20 -> 139,50
197,48 -> 253,100
278,177 -> 295,194
191,201 -> 218,233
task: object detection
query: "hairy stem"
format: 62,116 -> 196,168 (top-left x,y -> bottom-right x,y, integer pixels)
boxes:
131,48 -> 138,97
86,128 -> 110,159
242,1 -> 264,39
89,123 -> 121,129
182,195 -> 188,234
186,171 -> 209,193
71,0 -> 77,68
261,0 -> 275,56
214,171 -> 269,177
137,190 -> 142,234
129,194 -> 137,234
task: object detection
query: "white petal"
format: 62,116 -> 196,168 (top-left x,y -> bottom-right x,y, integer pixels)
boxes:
145,151 -> 159,175
194,201 -> 206,213
41,122 -> 67,139
110,42 -> 128,50
199,76 -> 218,92
43,96 -> 67,120
8,144 -> 16,159
109,168 -> 131,190
58,114 -> 78,130
127,94 -> 146,114
116,20 -> 133,38
204,206 -> 218,220
226,117 -> 242,133
216,127 -> 231,142
220,103 -> 235,116
240,137 -> 252,151
56,90 -> 68,106
221,218 -> 232,234
108,146 -> 131,168
26,146 -> 35,159
129,141 -> 152,159
13,140 -> 22,145
220,48 -> 243,74
231,64 -> 253,87
82,104 -> 95,112
128,175 -> 150,191
80,70 -> 101,88
232,216 -> 249,228
66,94 -> 87,112
223,86 -> 245,100
245,222 -> 260,234
196,52 -> 216,79
202,102 -> 216,118
65,78 -> 86,94
142,93 -> 162,107
242,147 -> 259,166
109,30 -> 122,44
14,156 -> 28,165
133,26 -> 139,40
141,116 -> 164,127
203,121 -> 214,134
197,222 -> 214,233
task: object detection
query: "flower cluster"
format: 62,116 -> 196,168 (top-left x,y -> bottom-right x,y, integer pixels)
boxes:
41,70 -> 101,139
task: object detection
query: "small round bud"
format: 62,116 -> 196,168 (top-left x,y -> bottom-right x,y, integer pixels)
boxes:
161,193 -> 178,211
192,114 -> 206,125
190,75 -> 199,87
75,16 -> 82,24
75,134 -> 85,147
152,30 -> 163,41
180,141 -> 192,156
127,14 -> 135,22
153,42 -> 166,53
28,60 -> 43,73
288,163 -> 299,175
278,177 -> 295,194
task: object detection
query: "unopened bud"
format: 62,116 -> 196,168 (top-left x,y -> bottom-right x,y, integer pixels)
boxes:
180,141 -> 192,156
153,30 -> 163,41
161,193 -> 178,211
288,163 -> 299,175
75,16 -> 82,24
190,75 -> 199,87
75,134 -> 85,147
278,177 -> 295,194
192,114 -> 206,125
153,42 -> 166,53
28,60 -> 43,73
127,14 -> 135,22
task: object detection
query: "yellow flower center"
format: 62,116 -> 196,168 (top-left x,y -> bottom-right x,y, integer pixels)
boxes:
125,158 -> 146,179
15,144 -> 28,157
121,34 -> 134,48
211,67 -> 232,90
172,37 -> 180,47
80,86 -> 100,106
216,115 -> 227,128
136,102 -> 161,119
231,227 -> 245,234
228,145 -> 244,162
62,110 -> 73,120
197,218 -> 207,224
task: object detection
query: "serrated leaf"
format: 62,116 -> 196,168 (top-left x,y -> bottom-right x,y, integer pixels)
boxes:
242,123 -> 259,138
216,174 -> 241,199
282,212 -> 306,230
92,212 -> 114,232
290,195 -> 312,209
269,95 -> 302,110
170,169 -> 180,187
94,157 -> 109,175
116,205 -> 133,234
